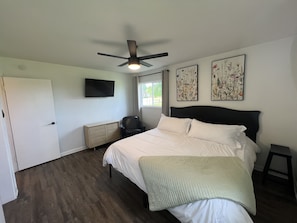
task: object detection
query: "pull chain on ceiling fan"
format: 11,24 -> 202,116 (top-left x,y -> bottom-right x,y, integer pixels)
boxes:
97,40 -> 168,70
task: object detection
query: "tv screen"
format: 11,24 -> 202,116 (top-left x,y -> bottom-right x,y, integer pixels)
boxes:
85,78 -> 115,97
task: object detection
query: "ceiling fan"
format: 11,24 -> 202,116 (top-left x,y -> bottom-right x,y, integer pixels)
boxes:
97,40 -> 168,70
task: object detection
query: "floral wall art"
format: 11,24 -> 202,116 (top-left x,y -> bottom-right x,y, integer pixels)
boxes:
176,65 -> 198,101
211,54 -> 246,101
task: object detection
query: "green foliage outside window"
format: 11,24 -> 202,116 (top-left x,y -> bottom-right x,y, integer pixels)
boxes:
141,81 -> 162,107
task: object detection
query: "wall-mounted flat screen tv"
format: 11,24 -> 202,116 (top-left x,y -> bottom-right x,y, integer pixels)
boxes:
85,78 -> 115,97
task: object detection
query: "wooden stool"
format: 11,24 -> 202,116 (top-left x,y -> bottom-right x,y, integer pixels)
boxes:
262,144 -> 294,194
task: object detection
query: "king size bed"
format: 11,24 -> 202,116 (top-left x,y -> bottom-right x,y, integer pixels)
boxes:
103,106 -> 261,223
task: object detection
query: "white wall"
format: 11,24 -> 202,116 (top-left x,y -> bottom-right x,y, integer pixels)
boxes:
168,36 -> 297,174
141,107 -> 161,129
0,58 -> 134,156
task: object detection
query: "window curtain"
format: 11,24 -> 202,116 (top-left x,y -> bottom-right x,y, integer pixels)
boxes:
161,69 -> 169,116
133,75 -> 140,117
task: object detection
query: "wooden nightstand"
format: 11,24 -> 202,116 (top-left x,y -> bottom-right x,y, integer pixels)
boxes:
262,144 -> 294,195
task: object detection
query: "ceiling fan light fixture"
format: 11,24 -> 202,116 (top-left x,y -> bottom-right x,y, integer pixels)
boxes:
128,63 -> 141,70
128,57 -> 141,70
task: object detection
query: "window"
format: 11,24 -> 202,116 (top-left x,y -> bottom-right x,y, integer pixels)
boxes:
139,81 -> 162,107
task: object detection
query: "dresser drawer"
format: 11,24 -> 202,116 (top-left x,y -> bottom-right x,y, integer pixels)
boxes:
84,121 -> 120,149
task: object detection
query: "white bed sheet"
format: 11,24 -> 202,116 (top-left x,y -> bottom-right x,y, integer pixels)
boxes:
103,129 -> 258,223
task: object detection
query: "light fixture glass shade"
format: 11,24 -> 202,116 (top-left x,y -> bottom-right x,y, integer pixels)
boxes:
128,63 -> 141,70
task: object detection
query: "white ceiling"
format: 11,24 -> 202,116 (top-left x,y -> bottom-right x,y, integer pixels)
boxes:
1,0 -> 297,74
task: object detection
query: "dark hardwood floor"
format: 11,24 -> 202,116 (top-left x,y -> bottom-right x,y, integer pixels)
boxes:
251,171 -> 297,222
3,148 -> 297,223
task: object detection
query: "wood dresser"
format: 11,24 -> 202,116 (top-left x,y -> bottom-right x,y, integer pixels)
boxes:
84,121 -> 120,149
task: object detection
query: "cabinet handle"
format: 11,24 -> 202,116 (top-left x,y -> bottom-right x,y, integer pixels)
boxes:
48,122 -> 55,125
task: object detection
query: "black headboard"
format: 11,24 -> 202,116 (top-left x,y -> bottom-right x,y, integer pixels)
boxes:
170,106 -> 260,142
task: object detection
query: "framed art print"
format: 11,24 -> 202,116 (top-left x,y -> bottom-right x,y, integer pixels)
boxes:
211,54 -> 246,101
176,65 -> 198,101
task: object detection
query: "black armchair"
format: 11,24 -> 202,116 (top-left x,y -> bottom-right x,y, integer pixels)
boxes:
120,116 -> 145,138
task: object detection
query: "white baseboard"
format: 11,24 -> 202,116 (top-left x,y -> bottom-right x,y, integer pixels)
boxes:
60,146 -> 87,157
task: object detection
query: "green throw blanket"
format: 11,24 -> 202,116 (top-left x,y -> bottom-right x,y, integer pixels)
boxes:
139,156 -> 256,215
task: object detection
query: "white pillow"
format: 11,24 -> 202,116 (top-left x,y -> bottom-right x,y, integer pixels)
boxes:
157,114 -> 192,134
187,119 -> 247,148
240,133 -> 261,153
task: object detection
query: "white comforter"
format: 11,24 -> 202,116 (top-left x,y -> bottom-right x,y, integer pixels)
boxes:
103,128 -> 259,223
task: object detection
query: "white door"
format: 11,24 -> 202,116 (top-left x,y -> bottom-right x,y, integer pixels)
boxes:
0,201 -> 6,223
0,98 -> 18,203
3,77 -> 60,170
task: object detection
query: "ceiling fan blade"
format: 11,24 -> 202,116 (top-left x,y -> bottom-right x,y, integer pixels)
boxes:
127,40 -> 137,57
140,60 -> 152,67
118,61 -> 129,67
138,52 -> 168,60
97,52 -> 127,60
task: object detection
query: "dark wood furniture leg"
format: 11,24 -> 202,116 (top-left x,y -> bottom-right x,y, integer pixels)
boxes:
262,144 -> 295,195
262,152 -> 273,184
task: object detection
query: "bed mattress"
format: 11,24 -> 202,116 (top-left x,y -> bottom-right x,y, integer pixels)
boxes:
103,128 -> 259,223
